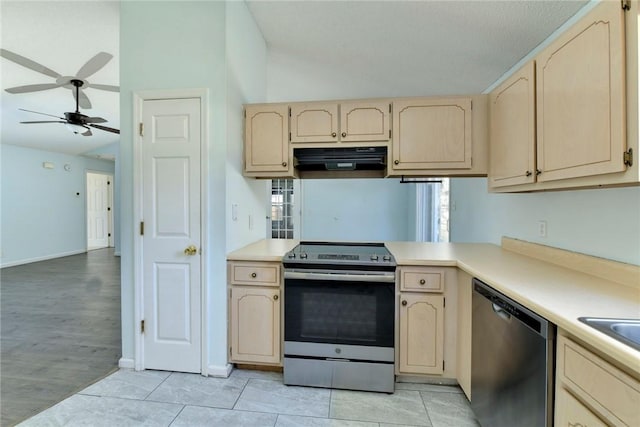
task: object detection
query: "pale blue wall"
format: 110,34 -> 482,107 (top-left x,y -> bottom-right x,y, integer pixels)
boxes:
301,179 -> 413,241
1,144 -> 115,267
120,1 -> 267,370
450,178 -> 640,265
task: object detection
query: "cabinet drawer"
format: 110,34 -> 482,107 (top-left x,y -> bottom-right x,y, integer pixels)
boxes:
557,334 -> 640,426
555,386 -> 608,427
229,263 -> 280,287
399,267 -> 445,292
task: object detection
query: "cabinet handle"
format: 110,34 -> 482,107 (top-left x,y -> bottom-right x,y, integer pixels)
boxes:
251,272 -> 257,278
341,132 -> 347,137
282,162 -> 287,167
419,279 -> 426,285
273,294 -> 279,301
331,132 -> 337,137
525,170 -> 532,177
401,300 -> 407,306
394,160 -> 399,165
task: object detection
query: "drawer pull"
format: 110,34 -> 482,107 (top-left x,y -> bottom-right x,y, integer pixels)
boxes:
273,294 -> 279,301
251,272 -> 257,278
341,132 -> 347,137
401,300 -> 407,306
419,279 -> 426,285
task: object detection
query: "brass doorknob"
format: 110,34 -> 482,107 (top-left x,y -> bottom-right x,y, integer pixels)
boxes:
401,300 -> 408,306
184,245 -> 197,256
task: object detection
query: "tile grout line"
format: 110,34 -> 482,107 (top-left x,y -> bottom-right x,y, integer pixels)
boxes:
230,375 -> 251,410
419,390 -> 435,427
143,371 -> 174,400
167,404 -> 187,426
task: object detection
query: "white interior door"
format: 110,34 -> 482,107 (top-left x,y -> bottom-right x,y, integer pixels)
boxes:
141,97 -> 201,373
87,172 -> 111,249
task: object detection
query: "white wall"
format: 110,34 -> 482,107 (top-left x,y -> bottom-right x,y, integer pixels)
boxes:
1,144 -> 115,267
301,178 -> 413,241
450,178 -> 640,265
225,2 -> 270,252
120,1 -> 267,371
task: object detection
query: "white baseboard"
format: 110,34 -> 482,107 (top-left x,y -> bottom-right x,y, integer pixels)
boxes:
118,358 -> 135,369
208,363 -> 233,378
1,249 -> 86,269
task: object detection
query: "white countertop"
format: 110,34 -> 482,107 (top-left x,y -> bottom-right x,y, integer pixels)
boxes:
227,239 -> 640,376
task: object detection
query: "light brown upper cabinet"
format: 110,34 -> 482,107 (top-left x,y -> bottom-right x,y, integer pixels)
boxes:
536,0 -> 627,182
489,62 -> 537,189
391,97 -> 473,172
244,104 -> 293,178
290,101 -> 390,144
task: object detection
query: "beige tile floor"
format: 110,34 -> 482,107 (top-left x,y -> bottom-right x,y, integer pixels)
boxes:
18,369 -> 480,426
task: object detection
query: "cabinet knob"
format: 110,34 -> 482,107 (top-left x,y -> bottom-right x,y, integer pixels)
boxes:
251,272 -> 257,278
394,160 -> 399,165
525,170 -> 532,177
536,169 -> 542,176
282,162 -> 287,167
401,300 -> 407,306
341,132 -> 347,137
273,294 -> 279,301
331,132 -> 337,137
419,279 -> 426,285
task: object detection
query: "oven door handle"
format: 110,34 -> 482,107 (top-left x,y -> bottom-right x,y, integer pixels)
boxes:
284,271 -> 396,283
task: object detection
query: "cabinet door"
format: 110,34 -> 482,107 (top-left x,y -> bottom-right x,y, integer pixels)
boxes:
536,1 -> 626,182
340,101 -> 390,142
290,103 -> 339,143
398,293 -> 444,375
244,105 -> 290,174
392,98 -> 472,170
230,287 -> 281,365
555,387 -> 608,427
489,61 -> 536,188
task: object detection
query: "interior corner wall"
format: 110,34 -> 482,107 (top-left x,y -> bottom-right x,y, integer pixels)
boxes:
225,1 -> 270,253
120,1 -> 227,369
0,144 -> 115,267
449,178 -> 640,265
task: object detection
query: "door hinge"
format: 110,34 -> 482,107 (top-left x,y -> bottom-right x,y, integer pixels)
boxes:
389,129 -> 391,139
288,107 -> 291,117
141,320 -> 145,334
140,221 -> 144,236
243,109 -> 246,118
443,297 -> 446,308
443,360 -> 445,371
622,0 -> 631,11
139,122 -> 144,137
229,347 -> 232,356
388,103 -> 392,113
289,132 -> 292,142
623,148 -> 633,167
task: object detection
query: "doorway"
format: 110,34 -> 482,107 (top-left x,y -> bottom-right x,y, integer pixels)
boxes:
86,171 -> 114,250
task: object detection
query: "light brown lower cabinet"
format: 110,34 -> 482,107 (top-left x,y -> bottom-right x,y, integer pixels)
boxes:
555,331 -> 640,427
397,293 -> 444,375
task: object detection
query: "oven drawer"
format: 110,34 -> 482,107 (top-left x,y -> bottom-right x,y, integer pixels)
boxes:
398,267 -> 445,292
229,262 -> 280,287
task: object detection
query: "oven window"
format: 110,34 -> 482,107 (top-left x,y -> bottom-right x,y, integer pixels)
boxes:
285,280 -> 394,347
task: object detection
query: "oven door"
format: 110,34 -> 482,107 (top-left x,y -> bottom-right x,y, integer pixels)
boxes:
284,269 -> 395,354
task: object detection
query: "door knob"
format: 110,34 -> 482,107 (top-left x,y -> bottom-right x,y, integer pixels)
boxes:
184,245 -> 197,256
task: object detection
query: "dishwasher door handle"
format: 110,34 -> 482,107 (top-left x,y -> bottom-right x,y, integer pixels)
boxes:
492,303 -> 512,321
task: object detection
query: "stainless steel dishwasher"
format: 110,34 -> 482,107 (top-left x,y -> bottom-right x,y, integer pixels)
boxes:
471,278 -> 555,427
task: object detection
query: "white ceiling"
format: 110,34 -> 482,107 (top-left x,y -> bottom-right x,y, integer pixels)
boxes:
0,1 -> 119,156
1,0 -> 589,156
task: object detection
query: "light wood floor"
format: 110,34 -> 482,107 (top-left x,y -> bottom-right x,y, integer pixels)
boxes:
1,249 -> 121,426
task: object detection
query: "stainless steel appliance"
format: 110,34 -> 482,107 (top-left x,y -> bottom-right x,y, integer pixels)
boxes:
283,242 -> 396,393
472,278 -> 555,427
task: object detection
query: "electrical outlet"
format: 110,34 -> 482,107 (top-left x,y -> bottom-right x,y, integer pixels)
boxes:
538,220 -> 547,238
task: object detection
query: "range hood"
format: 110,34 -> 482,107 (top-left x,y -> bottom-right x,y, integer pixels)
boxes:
293,146 -> 387,174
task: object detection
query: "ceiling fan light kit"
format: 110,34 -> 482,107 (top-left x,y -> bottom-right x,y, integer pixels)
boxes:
1,48 -> 120,137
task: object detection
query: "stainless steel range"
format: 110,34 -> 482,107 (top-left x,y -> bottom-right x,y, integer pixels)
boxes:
283,242 -> 396,393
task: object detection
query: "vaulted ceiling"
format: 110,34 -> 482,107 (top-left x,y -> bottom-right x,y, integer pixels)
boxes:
1,0 -> 589,156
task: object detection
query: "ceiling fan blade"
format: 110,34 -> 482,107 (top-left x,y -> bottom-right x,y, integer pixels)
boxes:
84,116 -> 108,124
19,108 -> 65,120
73,88 -> 92,109
5,83 -> 63,94
88,123 -> 120,134
20,120 -> 66,124
81,128 -> 93,137
0,48 -> 61,78
88,83 -> 119,92
76,52 -> 113,80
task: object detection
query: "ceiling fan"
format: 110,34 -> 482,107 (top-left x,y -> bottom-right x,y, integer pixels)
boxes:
19,79 -> 119,137
0,48 -> 118,109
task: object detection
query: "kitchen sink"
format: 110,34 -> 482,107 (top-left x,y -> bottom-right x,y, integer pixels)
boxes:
578,317 -> 640,351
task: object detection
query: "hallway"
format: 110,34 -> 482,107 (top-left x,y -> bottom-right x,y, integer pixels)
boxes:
1,249 -> 121,426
